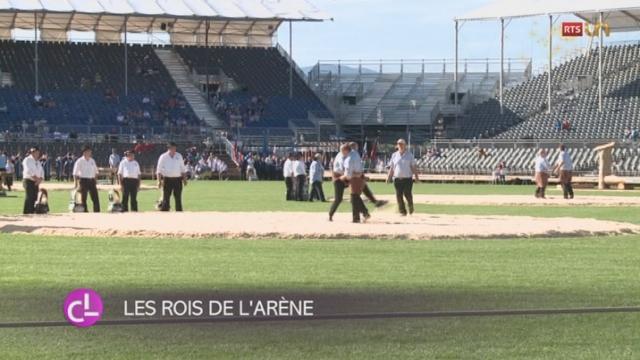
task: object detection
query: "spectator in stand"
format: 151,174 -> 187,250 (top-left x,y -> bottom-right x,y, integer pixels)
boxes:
562,119 -> 571,132
555,119 -> 562,132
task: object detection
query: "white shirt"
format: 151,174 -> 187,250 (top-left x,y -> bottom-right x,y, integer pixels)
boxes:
332,153 -> 345,175
309,160 -> 324,183
118,159 -> 141,179
390,150 -> 416,179
557,151 -> 574,171
283,159 -> 294,178
293,160 -> 306,177
534,156 -> 550,173
109,154 -> 121,168
156,151 -> 186,178
22,155 -> 44,179
344,151 -> 363,178
73,157 -> 99,179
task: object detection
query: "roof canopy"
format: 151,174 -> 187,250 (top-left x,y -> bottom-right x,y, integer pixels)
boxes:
0,0 -> 330,45
457,0 -> 640,32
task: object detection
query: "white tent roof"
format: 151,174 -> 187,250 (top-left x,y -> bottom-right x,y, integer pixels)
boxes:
0,0 -> 330,44
457,0 -> 640,32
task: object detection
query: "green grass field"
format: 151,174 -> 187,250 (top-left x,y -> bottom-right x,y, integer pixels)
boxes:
1,181 -> 639,359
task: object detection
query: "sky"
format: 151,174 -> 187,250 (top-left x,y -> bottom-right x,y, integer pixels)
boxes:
277,0 -> 640,71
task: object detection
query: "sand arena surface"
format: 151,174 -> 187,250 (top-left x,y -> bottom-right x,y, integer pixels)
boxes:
378,194 -> 640,207
0,212 -> 638,240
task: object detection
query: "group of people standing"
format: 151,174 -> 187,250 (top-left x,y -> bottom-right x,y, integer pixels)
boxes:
534,144 -> 575,200
282,152 -> 327,202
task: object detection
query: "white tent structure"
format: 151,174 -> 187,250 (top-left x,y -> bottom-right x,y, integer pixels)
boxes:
0,0 -> 330,96
454,0 -> 640,114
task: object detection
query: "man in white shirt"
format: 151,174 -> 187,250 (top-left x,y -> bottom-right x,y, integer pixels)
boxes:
341,145 -> 370,223
156,142 -> 187,211
329,145 -> 348,221
22,147 -> 44,214
282,153 -> 295,201
308,153 -> 326,202
554,144 -> 574,200
74,145 -> 101,212
387,139 -> 420,216
293,153 -> 307,201
108,148 -> 121,185
118,151 -> 141,212
4,155 -> 14,191
534,149 -> 551,199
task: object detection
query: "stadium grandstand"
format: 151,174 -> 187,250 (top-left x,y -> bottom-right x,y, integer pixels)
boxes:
0,0 -> 333,174
1,0 -> 640,181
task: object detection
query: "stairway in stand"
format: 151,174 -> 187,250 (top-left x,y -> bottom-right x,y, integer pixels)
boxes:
154,48 -> 225,129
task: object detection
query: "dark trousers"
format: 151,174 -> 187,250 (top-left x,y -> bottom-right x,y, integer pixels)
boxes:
561,183 -> 574,199
121,178 -> 139,212
329,180 -> 345,217
285,177 -> 294,201
363,184 -> 377,203
162,177 -> 183,212
351,194 -> 369,222
23,179 -> 38,214
394,178 -> 414,215
295,175 -> 306,201
309,181 -> 326,202
79,178 -> 100,212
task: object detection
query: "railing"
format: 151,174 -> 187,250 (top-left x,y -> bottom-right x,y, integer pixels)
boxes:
308,57 -> 532,85
1,125 -> 210,144
429,138 -> 626,149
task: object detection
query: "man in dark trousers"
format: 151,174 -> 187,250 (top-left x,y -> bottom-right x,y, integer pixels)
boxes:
308,153 -> 326,202
387,139 -> 419,216
156,142 -> 187,211
282,153 -> 294,201
342,144 -> 369,223
118,150 -> 141,212
293,152 -> 307,201
329,144 -> 349,221
350,142 -> 387,208
21,147 -> 44,214
73,145 -> 100,212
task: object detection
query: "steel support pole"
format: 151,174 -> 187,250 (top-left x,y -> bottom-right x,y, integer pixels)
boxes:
499,18 -> 504,115
454,20 -> 459,107
598,12 -> 603,113
548,14 -> 553,114
124,17 -> 128,97
205,20 -> 210,101
34,12 -> 39,95
289,20 -> 293,99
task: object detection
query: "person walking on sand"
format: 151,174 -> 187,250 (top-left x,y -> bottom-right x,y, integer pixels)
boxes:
342,144 -> 370,223
387,139 -> 419,216
329,144 -> 349,222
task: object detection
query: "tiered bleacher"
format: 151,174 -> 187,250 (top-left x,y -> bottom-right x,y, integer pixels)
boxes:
419,145 -> 640,176
460,44 -> 640,140
176,46 -> 332,131
0,41 -> 200,135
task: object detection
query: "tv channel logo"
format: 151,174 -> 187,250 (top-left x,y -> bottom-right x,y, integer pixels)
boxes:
561,22 -> 584,37
63,288 -> 103,328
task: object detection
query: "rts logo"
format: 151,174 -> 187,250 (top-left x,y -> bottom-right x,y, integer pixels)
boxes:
562,22 -> 583,37
63,289 -> 103,328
